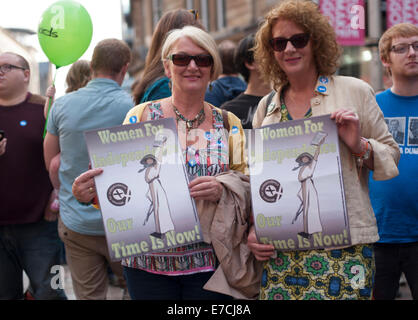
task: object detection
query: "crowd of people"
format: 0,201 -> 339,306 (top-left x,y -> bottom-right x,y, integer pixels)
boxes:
0,0 -> 417,301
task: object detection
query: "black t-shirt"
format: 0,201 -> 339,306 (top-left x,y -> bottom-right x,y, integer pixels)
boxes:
0,93 -> 52,225
220,93 -> 263,129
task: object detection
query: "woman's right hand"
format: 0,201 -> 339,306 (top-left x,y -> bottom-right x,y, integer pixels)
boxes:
72,168 -> 103,203
247,225 -> 276,261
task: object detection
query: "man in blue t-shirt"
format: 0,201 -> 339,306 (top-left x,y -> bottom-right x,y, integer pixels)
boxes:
44,39 -> 134,299
369,23 -> 418,300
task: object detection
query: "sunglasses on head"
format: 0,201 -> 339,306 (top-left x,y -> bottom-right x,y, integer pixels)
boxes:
269,33 -> 310,52
169,53 -> 213,67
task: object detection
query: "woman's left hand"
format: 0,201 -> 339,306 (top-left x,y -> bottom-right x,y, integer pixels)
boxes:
330,108 -> 362,154
189,176 -> 223,202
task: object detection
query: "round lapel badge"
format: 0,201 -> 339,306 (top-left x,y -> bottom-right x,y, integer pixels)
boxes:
129,116 -> 137,124
205,131 -> 212,141
319,76 -> 329,84
317,85 -> 327,93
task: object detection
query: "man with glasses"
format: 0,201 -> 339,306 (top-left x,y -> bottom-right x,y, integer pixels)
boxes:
0,52 -> 67,300
369,23 -> 418,300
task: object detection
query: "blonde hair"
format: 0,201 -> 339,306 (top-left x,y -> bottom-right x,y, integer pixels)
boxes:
65,60 -> 91,93
254,0 -> 342,90
161,26 -> 222,81
379,23 -> 418,74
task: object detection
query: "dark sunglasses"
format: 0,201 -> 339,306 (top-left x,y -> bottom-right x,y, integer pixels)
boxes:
169,53 -> 213,67
269,33 -> 310,52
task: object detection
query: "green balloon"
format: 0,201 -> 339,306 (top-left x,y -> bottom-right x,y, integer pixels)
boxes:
38,0 -> 93,68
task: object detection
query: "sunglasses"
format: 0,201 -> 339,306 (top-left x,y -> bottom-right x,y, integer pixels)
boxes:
269,33 -> 310,52
169,53 -> 213,67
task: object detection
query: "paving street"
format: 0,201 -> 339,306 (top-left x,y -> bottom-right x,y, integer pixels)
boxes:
23,267 -> 413,300
23,265 -> 127,300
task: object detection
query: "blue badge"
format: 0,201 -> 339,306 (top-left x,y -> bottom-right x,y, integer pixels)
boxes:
188,159 -> 197,167
231,126 -> 239,134
317,85 -> 327,93
205,131 -> 212,140
319,76 -> 329,84
129,116 -> 137,124
20,120 -> 27,127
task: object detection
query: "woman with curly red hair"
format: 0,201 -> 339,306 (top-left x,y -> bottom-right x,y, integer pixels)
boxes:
248,0 -> 399,300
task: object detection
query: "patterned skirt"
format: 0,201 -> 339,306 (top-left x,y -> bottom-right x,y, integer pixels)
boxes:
259,244 -> 375,300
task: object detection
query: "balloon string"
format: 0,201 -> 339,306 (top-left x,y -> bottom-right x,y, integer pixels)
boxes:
43,67 -> 57,139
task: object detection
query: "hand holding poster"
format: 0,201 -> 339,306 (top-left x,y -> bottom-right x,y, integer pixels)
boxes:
84,118 -> 201,261
249,115 -> 350,251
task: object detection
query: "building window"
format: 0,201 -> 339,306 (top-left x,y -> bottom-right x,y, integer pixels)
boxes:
216,0 -> 226,30
186,0 -> 194,10
152,0 -> 163,28
200,0 -> 209,31
186,0 -> 225,32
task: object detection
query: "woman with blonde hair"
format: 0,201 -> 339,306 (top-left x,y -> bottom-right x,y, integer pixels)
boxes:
72,26 -> 258,300
247,0 -> 399,300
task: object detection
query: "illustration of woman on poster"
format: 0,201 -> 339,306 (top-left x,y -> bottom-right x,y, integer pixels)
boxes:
139,134 -> 174,239
292,132 -> 327,239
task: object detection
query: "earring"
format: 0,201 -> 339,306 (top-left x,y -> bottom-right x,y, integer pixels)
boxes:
209,82 -> 213,92
168,79 -> 172,91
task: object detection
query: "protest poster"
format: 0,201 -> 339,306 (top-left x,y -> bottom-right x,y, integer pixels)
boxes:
84,118 -> 201,261
249,115 -> 351,251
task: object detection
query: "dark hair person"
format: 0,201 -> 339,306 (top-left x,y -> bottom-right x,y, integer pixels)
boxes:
132,9 -> 204,104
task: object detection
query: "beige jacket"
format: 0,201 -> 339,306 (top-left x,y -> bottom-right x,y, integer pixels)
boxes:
253,75 -> 400,246
197,171 -> 263,300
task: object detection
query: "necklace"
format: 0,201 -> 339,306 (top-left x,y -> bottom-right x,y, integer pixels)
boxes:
280,86 -> 312,121
172,102 -> 206,131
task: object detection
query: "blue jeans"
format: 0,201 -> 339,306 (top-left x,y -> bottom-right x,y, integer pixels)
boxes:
0,219 -> 67,300
373,242 -> 418,300
123,267 -> 233,300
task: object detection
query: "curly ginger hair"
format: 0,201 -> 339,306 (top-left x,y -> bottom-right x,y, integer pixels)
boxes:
254,0 -> 342,90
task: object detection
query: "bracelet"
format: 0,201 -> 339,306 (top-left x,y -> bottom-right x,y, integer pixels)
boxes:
352,138 -> 368,158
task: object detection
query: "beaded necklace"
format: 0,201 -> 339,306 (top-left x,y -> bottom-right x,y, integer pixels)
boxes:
172,102 -> 206,132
